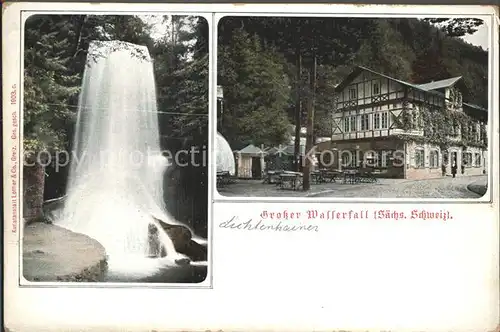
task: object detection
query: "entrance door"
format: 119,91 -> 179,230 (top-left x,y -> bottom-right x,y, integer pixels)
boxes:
451,151 -> 457,165
251,157 -> 262,178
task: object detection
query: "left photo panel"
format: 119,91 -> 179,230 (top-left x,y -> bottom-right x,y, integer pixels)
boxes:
21,14 -> 210,284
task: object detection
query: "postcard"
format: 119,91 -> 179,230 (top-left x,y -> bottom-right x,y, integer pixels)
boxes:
3,2 -> 499,331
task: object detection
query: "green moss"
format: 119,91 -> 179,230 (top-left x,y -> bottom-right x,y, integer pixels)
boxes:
396,105 -> 487,150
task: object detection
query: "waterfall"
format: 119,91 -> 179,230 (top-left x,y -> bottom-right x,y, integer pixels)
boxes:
54,40 -> 188,275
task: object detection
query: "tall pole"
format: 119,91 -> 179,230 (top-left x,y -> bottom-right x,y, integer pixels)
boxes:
217,86 -> 224,131
303,52 -> 316,191
219,99 -> 223,129
294,51 -> 302,172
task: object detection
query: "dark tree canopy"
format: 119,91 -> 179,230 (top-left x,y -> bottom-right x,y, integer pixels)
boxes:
24,15 -> 210,235
24,14 -> 156,152
424,18 -> 484,37
218,17 -> 489,150
218,28 -> 292,149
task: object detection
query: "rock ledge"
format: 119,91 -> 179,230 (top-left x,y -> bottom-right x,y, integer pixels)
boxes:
23,222 -> 107,282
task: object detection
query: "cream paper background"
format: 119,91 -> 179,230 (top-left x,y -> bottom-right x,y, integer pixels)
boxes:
3,3 -> 499,331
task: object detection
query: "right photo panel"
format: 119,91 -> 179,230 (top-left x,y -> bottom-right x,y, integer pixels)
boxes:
216,16 -> 489,199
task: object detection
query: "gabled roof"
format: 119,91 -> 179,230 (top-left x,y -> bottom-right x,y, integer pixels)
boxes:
237,144 -> 265,155
335,66 -> 487,114
266,145 -> 300,156
416,76 -> 462,91
335,66 -> 444,99
266,145 -> 294,156
463,102 -> 487,113
266,147 -> 280,155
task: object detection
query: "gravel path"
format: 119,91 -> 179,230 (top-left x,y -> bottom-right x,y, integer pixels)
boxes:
218,175 -> 488,199
311,176 -> 485,198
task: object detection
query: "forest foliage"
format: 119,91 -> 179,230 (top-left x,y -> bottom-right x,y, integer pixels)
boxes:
22,15 -> 489,213
24,14 -> 208,155
24,16 -> 488,154
24,15 -> 209,233
217,17 -> 488,149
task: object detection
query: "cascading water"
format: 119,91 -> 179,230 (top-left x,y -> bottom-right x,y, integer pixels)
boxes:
54,40 -> 189,277
216,132 -> 235,175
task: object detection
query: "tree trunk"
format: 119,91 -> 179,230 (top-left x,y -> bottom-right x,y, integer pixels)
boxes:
23,161 -> 46,223
303,53 -> 317,191
294,50 -> 302,171
72,15 -> 88,58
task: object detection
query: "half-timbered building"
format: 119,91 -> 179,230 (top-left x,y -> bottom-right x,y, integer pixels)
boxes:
316,66 -> 488,179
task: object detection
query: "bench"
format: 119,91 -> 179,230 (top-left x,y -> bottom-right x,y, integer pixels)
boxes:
277,172 -> 303,190
263,170 -> 284,184
320,170 -> 340,183
341,170 -> 360,184
216,171 -> 232,187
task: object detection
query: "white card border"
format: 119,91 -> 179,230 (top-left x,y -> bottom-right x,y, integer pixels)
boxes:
2,2 -> 499,331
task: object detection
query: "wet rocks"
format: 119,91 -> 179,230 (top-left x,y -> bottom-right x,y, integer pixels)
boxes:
152,216 -> 207,262
181,239 -> 207,262
23,222 -> 107,282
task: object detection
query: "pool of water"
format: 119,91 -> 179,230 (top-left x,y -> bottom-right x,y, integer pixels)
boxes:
104,258 -> 208,283
105,254 -> 208,283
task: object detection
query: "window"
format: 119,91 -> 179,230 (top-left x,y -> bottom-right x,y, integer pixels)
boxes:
412,111 -> 419,129
373,82 -> 380,95
341,152 -> 348,166
381,112 -> 388,129
426,122 -> 435,136
350,116 -> 357,131
373,113 -> 381,129
342,151 -> 357,168
373,151 -> 381,168
344,117 -> 350,132
480,124 -> 487,142
373,150 -> 389,168
429,150 -> 439,168
475,153 -> 481,167
361,114 -> 370,131
443,152 -> 449,165
452,122 -> 461,137
415,149 -> 425,168
467,124 -> 473,138
344,116 -> 358,133
418,112 -> 424,128
352,150 -> 358,167
382,151 -> 394,168
341,150 -> 359,168
349,88 -> 357,100
320,152 -> 333,167
364,151 -> 375,167
358,151 -> 365,167
463,152 -> 473,167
